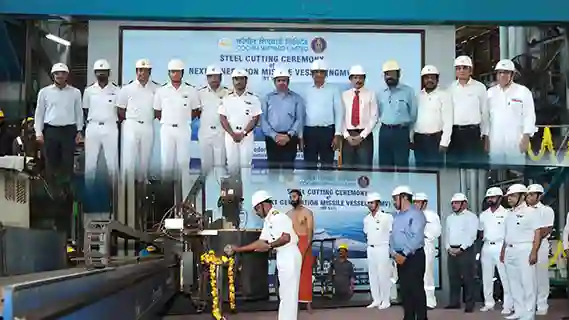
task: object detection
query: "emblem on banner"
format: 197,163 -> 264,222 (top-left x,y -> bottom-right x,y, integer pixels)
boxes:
311,37 -> 327,54
357,175 -> 370,188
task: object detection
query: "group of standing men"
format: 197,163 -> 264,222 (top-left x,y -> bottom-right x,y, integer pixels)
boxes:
445,183 -> 553,320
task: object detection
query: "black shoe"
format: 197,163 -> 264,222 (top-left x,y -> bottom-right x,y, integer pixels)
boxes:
444,305 -> 460,309
464,308 -> 474,313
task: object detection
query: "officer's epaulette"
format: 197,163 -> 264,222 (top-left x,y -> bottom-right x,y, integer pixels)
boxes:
87,82 -> 95,87
227,90 -> 235,95
127,80 -> 134,84
111,82 -> 118,87
185,82 -> 195,87
198,85 -> 208,91
246,91 -> 257,97
272,210 -> 279,215
161,82 -> 168,87
222,86 -> 229,90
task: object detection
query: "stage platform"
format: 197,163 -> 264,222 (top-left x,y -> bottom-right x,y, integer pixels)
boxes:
165,299 -> 569,319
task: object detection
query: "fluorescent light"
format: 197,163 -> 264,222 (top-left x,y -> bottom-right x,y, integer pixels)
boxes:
45,33 -> 71,47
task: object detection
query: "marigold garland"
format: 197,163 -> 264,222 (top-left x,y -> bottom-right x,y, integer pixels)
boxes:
200,250 -> 236,319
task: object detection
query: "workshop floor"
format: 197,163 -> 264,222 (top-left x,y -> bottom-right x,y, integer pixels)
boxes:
165,299 -> 569,319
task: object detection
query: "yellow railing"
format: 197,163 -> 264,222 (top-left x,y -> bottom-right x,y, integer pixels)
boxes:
527,125 -> 569,164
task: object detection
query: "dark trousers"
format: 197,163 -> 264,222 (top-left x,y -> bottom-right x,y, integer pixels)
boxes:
302,125 -> 335,168
43,124 -> 76,185
447,246 -> 476,308
378,125 -> 410,168
265,134 -> 298,170
341,130 -> 373,169
447,125 -> 485,166
413,132 -> 444,168
398,247 -> 427,320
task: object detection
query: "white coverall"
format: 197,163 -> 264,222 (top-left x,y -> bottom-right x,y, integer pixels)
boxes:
363,210 -> 393,308
198,85 -> 229,177
82,82 -> 119,181
218,91 -> 262,209
153,82 -> 199,195
533,202 -> 554,313
259,208 -> 301,320
487,83 -> 536,165
503,203 -> 541,320
423,209 -> 441,308
118,80 -> 159,180
478,205 -> 512,312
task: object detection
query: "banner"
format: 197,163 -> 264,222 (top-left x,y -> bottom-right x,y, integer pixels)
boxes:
207,169 -> 441,291
120,28 -> 423,169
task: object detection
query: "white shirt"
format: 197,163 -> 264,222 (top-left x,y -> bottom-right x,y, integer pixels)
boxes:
447,79 -> 489,135
487,82 -> 536,138
341,87 -> 378,139
83,82 -> 119,123
153,82 -> 200,126
414,88 -> 454,147
445,210 -> 479,250
259,208 -> 298,253
363,211 -> 393,245
478,206 -> 509,243
198,86 -> 230,135
504,204 -> 542,244
424,209 -> 442,242
533,202 -> 555,241
117,80 -> 160,123
34,84 -> 83,137
218,91 -> 262,132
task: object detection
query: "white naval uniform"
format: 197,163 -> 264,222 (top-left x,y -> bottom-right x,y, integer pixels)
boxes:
218,91 -> 261,209
118,80 -> 160,180
154,82 -> 199,194
487,83 -> 536,165
198,85 -> 229,177
532,202 -> 554,313
259,208 -> 301,320
83,82 -> 119,181
503,203 -> 541,320
363,210 -> 393,307
423,209 -> 441,308
478,205 -> 512,311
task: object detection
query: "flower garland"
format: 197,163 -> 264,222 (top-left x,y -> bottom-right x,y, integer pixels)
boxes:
200,250 -> 237,319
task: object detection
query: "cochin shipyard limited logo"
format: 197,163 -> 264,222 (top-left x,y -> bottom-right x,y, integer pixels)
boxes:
311,37 -> 327,54
357,175 -> 370,188
218,38 -> 233,51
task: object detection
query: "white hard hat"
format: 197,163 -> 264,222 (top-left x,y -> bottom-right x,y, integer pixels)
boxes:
392,186 -> 413,196
231,69 -> 248,78
420,65 -> 439,76
505,184 -> 527,196
495,59 -> 516,72
451,193 -> 468,202
167,59 -> 185,71
251,190 -> 272,207
527,184 -> 545,194
51,63 -> 69,74
366,192 -> 381,202
382,60 -> 400,72
310,60 -> 328,71
272,68 -> 290,79
454,56 -> 473,67
349,65 -> 366,76
206,65 -> 222,75
135,59 -> 152,69
93,59 -> 111,71
414,192 -> 428,201
485,187 -> 503,198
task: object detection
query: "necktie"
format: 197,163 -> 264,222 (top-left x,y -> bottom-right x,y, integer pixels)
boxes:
351,90 -> 360,126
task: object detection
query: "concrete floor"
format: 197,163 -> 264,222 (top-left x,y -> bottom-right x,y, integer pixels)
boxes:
165,299 -> 569,319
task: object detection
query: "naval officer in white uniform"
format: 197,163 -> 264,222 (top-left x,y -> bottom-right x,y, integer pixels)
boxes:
363,192 -> 393,309
478,186 -> 512,314
500,183 -> 542,320
153,59 -> 199,195
83,59 -> 119,182
230,190 -> 301,320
